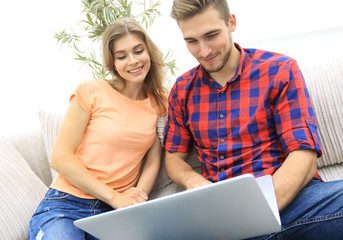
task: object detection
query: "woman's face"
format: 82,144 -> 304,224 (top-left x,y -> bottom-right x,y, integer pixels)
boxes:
113,33 -> 151,85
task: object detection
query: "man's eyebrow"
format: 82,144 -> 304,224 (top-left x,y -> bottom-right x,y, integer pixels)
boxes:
184,30 -> 220,41
114,43 -> 145,55
204,29 -> 220,36
184,37 -> 196,41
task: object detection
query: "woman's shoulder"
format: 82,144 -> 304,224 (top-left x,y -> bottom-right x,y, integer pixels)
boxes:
75,79 -> 110,92
148,92 -> 168,118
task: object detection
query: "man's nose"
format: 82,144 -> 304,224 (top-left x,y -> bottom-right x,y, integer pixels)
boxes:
198,41 -> 211,58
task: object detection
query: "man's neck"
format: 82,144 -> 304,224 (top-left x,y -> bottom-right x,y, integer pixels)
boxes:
209,46 -> 241,87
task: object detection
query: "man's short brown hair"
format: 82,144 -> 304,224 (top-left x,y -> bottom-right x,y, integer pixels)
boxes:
171,0 -> 231,25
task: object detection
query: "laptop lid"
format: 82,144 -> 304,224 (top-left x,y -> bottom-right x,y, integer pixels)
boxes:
74,174 -> 281,240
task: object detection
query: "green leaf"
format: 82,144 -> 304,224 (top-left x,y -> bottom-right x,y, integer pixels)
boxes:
54,0 -> 177,79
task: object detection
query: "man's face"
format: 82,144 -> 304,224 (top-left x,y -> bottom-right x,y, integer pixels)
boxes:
179,6 -> 236,74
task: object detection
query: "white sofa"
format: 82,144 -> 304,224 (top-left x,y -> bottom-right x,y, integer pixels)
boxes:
1,57 -> 343,239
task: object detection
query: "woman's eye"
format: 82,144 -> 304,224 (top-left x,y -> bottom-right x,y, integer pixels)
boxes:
136,49 -> 144,55
117,56 -> 126,60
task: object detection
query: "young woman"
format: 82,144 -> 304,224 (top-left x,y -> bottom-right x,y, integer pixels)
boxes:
28,18 -> 168,240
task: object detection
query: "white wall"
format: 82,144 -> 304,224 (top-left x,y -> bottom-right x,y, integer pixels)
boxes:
1,0 -> 343,135
149,0 -> 343,74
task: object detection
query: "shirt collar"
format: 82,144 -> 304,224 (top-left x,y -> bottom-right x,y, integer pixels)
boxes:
198,43 -> 247,90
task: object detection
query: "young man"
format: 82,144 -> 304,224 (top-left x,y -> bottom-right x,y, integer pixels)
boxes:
163,0 -> 343,239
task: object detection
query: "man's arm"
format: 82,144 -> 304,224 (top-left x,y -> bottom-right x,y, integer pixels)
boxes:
165,151 -> 212,190
272,149 -> 317,211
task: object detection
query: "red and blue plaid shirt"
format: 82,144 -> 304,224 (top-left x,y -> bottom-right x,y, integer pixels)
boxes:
164,43 -> 322,182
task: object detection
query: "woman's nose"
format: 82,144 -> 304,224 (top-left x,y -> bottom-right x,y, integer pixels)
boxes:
128,54 -> 138,65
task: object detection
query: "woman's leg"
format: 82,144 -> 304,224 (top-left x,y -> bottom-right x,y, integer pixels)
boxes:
28,188 -> 113,240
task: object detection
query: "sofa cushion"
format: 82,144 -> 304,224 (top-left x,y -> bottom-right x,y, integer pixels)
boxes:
302,57 -> 343,168
318,163 -> 343,182
0,136 -> 48,240
156,115 -> 168,145
38,111 -> 64,179
8,130 -> 52,186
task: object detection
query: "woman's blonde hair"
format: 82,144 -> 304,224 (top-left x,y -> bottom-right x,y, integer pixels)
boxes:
102,18 -> 167,114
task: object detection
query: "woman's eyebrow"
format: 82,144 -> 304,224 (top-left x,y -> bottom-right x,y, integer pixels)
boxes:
114,43 -> 145,55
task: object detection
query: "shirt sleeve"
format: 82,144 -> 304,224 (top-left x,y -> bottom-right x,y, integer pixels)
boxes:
273,59 -> 322,157
163,80 -> 194,153
69,80 -> 95,115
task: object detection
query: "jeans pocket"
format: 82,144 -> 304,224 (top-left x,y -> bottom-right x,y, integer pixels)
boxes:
44,188 -> 72,201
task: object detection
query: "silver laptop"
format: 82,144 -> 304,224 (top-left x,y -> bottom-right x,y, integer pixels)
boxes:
74,174 -> 281,240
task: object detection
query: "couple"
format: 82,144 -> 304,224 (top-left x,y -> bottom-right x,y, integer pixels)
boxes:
29,0 -> 343,239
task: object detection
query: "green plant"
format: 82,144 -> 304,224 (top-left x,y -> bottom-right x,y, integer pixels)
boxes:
54,0 -> 178,79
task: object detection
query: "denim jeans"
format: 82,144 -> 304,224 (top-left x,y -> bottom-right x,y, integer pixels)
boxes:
246,179 -> 343,240
28,188 -> 113,240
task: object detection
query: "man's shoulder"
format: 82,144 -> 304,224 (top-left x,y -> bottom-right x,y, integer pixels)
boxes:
175,65 -> 201,83
172,64 -> 202,91
244,48 -> 295,65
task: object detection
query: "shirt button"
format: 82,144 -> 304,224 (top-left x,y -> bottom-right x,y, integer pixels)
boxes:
221,169 -> 225,172
220,138 -> 225,143
219,114 -> 224,119
219,155 -> 224,160
220,91 -> 225,94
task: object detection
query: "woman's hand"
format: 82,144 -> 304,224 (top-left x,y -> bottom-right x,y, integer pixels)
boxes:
110,187 -> 148,209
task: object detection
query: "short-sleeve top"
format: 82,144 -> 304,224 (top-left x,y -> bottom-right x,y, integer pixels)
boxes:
50,79 -> 163,199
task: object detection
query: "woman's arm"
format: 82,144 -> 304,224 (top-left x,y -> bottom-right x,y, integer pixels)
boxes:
136,134 -> 163,195
50,98 -> 147,209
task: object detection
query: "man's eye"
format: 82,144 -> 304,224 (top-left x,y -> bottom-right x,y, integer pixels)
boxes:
207,33 -> 217,39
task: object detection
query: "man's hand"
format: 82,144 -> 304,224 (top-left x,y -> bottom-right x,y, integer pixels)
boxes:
185,175 -> 212,190
165,151 -> 211,190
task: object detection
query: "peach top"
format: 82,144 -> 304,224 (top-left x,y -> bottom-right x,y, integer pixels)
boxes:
50,79 -> 163,199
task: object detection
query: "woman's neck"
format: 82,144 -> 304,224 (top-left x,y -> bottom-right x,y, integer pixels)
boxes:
110,80 -> 147,100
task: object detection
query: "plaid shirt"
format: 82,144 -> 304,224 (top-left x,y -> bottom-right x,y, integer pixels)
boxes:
164,43 -> 322,182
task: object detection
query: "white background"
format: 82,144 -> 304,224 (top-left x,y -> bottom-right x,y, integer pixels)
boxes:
1,0 -> 343,135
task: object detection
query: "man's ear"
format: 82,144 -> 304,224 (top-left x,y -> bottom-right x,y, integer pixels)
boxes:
228,14 -> 237,32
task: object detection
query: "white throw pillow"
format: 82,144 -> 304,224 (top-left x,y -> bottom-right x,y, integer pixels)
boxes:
38,111 -> 64,179
0,137 -> 48,240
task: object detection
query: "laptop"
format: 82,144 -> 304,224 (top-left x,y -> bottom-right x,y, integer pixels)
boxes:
74,174 -> 281,240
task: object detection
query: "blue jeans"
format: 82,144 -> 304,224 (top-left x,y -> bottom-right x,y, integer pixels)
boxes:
28,188 -> 113,240
246,179 -> 343,240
